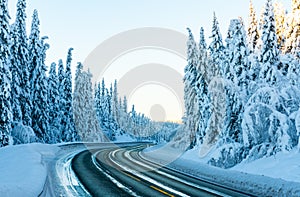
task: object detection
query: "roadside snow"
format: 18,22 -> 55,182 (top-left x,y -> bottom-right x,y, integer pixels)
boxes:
114,133 -> 136,143
142,143 -> 300,196
232,149 -> 300,183
0,143 -> 59,197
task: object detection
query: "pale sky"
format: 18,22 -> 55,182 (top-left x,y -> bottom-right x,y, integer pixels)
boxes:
7,0 -> 292,121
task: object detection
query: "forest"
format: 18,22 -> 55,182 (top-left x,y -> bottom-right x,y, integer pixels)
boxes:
178,0 -> 300,168
1,0 -> 300,169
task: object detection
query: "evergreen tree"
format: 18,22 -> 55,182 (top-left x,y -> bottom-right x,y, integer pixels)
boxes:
130,105 -> 138,136
62,48 -> 77,142
73,63 -> 85,140
10,0 -> 32,127
292,35 -> 300,58
123,96 -> 128,114
0,0 -> 12,146
0,0 -> 13,146
183,28 -> 199,148
248,0 -> 260,53
109,83 -> 117,132
284,0 -> 300,54
209,12 -> 225,76
94,82 -> 102,126
198,27 -> 208,80
112,80 -> 120,126
290,8 -> 300,58
196,27 -> 210,144
259,0 -> 280,84
57,59 -> 65,139
48,62 -> 60,143
225,19 -> 250,97
74,64 -> 103,142
10,24 -> 23,123
29,11 -> 50,142
274,2 -> 286,50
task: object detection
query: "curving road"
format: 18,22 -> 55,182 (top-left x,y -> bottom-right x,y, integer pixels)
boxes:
71,143 -> 254,197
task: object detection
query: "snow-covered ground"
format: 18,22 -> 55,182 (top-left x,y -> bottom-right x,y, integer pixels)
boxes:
0,143 -> 59,197
232,149 -> 300,183
142,143 -> 300,196
114,133 -> 136,143
2,142 -> 300,196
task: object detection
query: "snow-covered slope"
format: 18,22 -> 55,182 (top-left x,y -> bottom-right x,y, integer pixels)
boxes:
0,144 -> 59,197
232,149 -> 300,183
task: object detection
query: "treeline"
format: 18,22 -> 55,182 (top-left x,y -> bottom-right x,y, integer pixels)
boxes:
73,64 -> 179,142
179,0 -> 300,168
0,0 -> 175,146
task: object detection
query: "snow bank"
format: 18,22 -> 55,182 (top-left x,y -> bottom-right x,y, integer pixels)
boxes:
142,144 -> 300,196
232,149 -> 300,183
0,144 -> 59,197
114,133 -> 136,143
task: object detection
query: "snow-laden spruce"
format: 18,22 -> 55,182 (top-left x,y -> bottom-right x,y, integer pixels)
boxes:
61,48 -> 78,142
248,0 -> 260,54
29,11 -> 50,143
73,63 -> 104,142
48,63 -> 61,143
0,0 -> 13,147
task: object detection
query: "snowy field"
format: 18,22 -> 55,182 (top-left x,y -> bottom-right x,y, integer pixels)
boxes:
142,143 -> 300,196
0,144 -> 59,197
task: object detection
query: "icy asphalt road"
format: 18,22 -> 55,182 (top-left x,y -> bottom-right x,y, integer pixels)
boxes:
41,142 -> 254,197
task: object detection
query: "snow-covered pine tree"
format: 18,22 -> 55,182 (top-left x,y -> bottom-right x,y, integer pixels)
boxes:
290,10 -> 300,58
14,0 -> 32,127
48,62 -> 60,143
274,2 -> 286,50
225,19 -> 250,99
259,0 -> 280,85
85,69 -> 104,141
198,27 -> 208,79
61,48 -> 78,142
292,35 -> 300,58
119,96 -> 129,132
109,83 -> 117,133
100,79 -> 107,128
112,80 -> 120,127
10,0 -> 33,128
209,12 -> 225,77
73,63 -> 103,142
195,27 -> 210,144
248,0 -> 260,53
105,85 -> 115,140
0,0 -> 12,146
130,105 -> 138,136
183,28 -> 199,148
57,59 -> 65,142
284,0 -> 300,54
29,11 -> 50,142
0,60 -> 12,147
94,82 -> 102,127
10,24 -> 23,123
73,62 -> 85,140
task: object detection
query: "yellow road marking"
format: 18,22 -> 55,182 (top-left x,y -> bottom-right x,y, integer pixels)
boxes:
150,185 -> 175,197
123,172 -> 141,182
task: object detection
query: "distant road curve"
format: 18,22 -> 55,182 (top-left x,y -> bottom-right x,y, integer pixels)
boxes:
71,143 -> 254,197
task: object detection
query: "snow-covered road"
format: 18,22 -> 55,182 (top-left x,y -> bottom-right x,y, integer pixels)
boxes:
1,142 -> 300,196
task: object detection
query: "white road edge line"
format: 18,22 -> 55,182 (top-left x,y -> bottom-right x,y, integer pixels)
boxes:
125,149 -> 230,197
108,149 -> 190,197
92,151 -> 140,197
